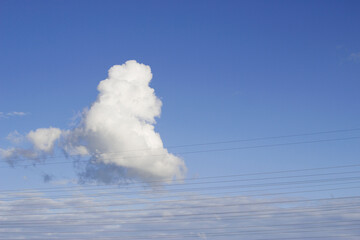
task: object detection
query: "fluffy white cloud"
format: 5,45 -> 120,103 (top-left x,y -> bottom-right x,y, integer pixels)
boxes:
1,60 -> 186,184
27,127 -> 62,152
63,60 -> 186,183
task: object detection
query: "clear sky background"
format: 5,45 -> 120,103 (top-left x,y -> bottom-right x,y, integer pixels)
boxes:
0,1 -> 360,239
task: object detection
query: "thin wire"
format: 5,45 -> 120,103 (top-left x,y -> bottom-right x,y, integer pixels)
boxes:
1,226 -> 358,240
2,219 -> 359,234
2,179 -> 359,209
2,184 -> 360,213
1,176 -> 359,203
2,203 -> 359,226
2,163 -> 360,194
164,127 -> 360,149
2,168 -> 360,196
1,135 -> 359,169
4,127 -> 360,161
1,174 -> 359,202
0,195 -> 359,218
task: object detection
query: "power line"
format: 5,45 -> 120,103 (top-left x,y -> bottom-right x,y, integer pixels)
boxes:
2,162 -> 360,194
1,135 -> 359,169
2,180 -> 359,211
1,174 -> 359,202
2,184 -> 360,213
1,175 -> 359,203
164,127 -> 360,149
2,219 -> 359,235
2,202 -> 358,226
2,168 -> 360,195
2,226 -> 358,240
3,127 -> 359,162
0,195 -> 359,218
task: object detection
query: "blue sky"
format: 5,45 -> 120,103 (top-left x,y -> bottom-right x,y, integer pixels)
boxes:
1,0 -> 359,180
0,1 -> 360,239
0,0 -> 360,182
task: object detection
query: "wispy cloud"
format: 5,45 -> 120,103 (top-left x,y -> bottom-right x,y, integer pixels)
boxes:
349,52 -> 360,62
6,131 -> 24,144
0,111 -> 27,119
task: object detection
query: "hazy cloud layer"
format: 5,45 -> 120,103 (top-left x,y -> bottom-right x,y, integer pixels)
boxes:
0,189 -> 359,240
0,60 -> 186,184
